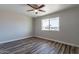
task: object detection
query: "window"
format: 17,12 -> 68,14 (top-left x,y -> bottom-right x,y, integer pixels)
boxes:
41,17 -> 59,31
42,19 -> 49,30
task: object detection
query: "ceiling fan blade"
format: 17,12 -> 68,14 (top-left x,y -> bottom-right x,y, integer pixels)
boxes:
39,10 -> 45,12
38,5 -> 45,9
27,4 -> 38,9
27,9 -> 34,11
32,4 -> 39,9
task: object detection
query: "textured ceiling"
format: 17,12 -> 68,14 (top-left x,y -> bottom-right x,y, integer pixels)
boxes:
0,4 -> 78,17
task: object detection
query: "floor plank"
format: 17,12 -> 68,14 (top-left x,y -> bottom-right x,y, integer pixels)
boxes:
0,37 -> 79,54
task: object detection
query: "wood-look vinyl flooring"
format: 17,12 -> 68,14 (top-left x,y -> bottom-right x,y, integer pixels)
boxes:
0,37 -> 79,54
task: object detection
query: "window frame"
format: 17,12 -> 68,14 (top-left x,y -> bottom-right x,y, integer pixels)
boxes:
41,17 -> 59,31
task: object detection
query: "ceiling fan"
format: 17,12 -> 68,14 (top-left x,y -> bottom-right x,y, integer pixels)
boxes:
27,4 -> 45,14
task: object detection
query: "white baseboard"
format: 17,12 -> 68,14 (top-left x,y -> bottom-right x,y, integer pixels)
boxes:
0,36 -> 32,44
36,36 -> 79,47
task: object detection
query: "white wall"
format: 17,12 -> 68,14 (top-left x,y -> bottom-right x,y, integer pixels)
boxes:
34,7 -> 79,47
0,11 -> 32,43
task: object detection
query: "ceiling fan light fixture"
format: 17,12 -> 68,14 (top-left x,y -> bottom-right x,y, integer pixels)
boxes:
34,10 -> 38,14
34,10 -> 38,12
